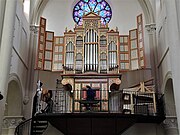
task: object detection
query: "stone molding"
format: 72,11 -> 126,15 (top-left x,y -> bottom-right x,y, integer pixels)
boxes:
2,116 -> 23,128
30,25 -> 39,34
145,23 -> 156,34
163,116 -> 178,129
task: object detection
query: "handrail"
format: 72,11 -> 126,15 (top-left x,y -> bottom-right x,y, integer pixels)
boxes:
14,118 -> 32,135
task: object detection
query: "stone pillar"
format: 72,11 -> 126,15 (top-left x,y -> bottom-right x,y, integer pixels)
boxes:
145,23 -> 159,89
163,116 -> 179,135
164,0 -> 180,132
0,0 -> 17,133
23,25 -> 39,118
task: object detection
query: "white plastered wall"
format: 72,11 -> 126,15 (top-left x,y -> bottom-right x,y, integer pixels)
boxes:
42,0 -> 143,35
0,0 -> 31,133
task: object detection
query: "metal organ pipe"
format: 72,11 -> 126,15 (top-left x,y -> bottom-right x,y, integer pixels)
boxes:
84,29 -> 98,72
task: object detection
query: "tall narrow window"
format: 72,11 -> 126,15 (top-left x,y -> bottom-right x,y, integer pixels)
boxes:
44,31 -> 54,71
108,41 -> 117,70
84,29 -> 98,72
137,14 -> 145,68
36,17 -> 46,70
53,37 -> 64,71
129,29 -> 139,70
66,42 -> 74,70
119,35 -> 130,71
23,0 -> 30,21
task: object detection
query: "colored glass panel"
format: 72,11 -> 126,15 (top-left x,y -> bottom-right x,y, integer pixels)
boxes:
73,0 -> 112,25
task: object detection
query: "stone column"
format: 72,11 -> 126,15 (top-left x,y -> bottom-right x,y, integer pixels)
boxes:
145,23 -> 159,89
164,0 -> 180,132
163,116 -> 179,135
23,25 -> 39,118
0,0 -> 17,133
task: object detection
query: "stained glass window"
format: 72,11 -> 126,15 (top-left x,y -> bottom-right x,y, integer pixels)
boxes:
73,0 -> 112,25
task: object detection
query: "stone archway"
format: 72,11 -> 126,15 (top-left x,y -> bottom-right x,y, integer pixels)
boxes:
163,78 -> 179,135
5,80 -> 22,116
2,77 -> 23,135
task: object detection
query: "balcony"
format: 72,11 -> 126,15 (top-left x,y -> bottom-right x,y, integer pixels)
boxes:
15,88 -> 165,135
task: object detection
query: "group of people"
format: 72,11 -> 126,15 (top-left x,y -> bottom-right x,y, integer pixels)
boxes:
34,81 -> 96,114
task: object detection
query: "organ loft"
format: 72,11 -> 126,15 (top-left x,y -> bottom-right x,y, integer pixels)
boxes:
36,8 -> 147,112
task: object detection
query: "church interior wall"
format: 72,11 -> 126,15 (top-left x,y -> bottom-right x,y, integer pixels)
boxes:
155,0 -> 170,90
156,0 -> 180,132
37,71 -> 61,90
6,0 -> 31,120
9,0 -> 30,98
2,0 -> 180,134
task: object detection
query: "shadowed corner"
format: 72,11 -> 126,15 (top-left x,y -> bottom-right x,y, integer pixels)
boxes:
0,92 -> 3,100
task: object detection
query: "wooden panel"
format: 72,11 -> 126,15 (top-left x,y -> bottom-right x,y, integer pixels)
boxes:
137,14 -> 145,68
44,31 -> 54,71
52,36 -> 64,71
129,29 -> 139,70
36,17 -> 46,69
119,35 -> 130,71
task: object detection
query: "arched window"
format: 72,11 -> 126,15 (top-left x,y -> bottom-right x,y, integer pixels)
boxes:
73,0 -> 112,25
66,42 -> 74,70
23,0 -> 30,20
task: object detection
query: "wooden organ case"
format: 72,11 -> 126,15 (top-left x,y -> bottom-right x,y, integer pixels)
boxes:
36,13 -> 146,112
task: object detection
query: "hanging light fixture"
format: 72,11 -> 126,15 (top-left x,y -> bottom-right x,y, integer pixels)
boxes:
0,92 -> 3,100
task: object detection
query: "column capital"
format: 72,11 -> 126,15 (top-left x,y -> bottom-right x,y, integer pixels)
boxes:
30,25 -> 39,34
145,23 -> 156,34
2,116 -> 23,128
162,116 -> 178,129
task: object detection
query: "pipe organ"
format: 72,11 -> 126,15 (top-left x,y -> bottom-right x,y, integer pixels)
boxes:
36,12 -> 146,112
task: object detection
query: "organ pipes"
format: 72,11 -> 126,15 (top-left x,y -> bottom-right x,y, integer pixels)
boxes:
84,29 -> 98,71
109,41 -> 117,69
66,42 -> 74,70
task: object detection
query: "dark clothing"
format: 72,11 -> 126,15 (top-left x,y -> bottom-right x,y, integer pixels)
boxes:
87,88 -> 95,101
85,87 -> 95,111
44,99 -> 53,113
